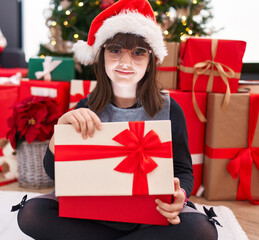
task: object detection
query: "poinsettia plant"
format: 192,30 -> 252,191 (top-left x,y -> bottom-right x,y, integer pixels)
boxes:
7,96 -> 61,149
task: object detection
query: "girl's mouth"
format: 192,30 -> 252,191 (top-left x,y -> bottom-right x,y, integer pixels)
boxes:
115,69 -> 134,75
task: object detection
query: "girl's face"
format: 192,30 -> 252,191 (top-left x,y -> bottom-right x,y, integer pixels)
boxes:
104,44 -> 150,98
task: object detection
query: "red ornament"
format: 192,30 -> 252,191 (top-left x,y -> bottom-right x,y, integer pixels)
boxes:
100,0 -> 115,11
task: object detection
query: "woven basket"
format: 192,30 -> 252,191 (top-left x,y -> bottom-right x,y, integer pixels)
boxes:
17,141 -> 54,189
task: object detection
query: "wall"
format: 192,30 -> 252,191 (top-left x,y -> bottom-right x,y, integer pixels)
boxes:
0,0 -> 22,49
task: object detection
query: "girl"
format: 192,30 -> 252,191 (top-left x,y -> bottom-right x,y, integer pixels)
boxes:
17,0 -> 218,239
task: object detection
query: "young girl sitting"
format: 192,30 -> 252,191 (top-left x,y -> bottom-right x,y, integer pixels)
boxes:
17,0 -> 218,239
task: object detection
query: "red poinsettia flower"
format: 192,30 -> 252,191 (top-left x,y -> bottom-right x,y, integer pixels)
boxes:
7,96 -> 62,149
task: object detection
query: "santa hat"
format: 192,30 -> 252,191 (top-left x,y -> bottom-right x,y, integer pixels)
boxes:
73,0 -> 167,66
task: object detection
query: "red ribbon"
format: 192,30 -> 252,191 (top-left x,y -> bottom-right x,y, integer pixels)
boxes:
205,94 -> 259,204
0,179 -> 17,187
69,93 -> 84,103
55,121 -> 173,195
69,81 -> 92,103
157,66 -> 177,72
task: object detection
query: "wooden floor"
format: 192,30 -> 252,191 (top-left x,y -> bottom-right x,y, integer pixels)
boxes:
1,175 -> 259,240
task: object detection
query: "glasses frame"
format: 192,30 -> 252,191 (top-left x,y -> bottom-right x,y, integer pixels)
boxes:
103,44 -> 152,63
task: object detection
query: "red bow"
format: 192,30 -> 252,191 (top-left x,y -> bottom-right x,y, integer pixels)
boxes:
113,122 -> 172,195
227,94 -> 259,204
55,121 -> 173,195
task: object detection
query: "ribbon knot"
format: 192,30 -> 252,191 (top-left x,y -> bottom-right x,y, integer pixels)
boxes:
192,39 -> 236,122
113,123 -> 167,195
35,56 -> 62,81
227,147 -> 259,203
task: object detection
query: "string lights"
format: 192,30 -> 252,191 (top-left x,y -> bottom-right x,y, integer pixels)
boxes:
39,0 -> 213,60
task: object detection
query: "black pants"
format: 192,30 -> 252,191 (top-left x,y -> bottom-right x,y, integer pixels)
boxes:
17,198 -> 217,240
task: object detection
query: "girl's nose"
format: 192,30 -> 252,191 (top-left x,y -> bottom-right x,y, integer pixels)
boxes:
119,50 -> 132,66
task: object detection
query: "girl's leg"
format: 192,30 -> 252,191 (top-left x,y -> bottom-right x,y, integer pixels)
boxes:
118,212 -> 218,240
17,198 -> 131,240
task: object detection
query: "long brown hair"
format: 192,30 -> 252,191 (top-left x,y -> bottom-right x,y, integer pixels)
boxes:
87,33 -> 164,118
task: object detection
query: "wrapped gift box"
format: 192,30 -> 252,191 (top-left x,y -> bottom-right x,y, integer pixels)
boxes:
203,93 -> 259,203
19,79 -> 70,114
55,120 -> 174,225
169,90 -> 207,195
0,67 -> 28,77
0,84 -> 20,157
69,79 -> 97,109
179,38 -> 246,93
156,42 -> 179,90
238,80 -> 259,94
0,84 -> 20,139
28,56 -> 75,82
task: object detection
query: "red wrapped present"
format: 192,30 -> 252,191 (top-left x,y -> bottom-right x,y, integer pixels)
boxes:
0,67 -> 28,77
0,85 -> 20,140
203,93 -> 259,204
179,38 -> 246,122
169,90 -> 207,195
55,121 -> 174,225
19,79 -> 70,114
69,80 -> 97,109
0,84 -> 19,159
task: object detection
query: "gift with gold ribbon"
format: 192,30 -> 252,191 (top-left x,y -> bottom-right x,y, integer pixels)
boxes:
179,38 -> 246,122
28,56 -> 75,82
203,93 -> 259,204
69,79 -> 97,109
54,121 -> 174,225
156,42 -> 179,90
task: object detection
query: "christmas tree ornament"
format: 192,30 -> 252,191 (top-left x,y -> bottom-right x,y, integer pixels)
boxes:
73,0 -> 167,66
59,0 -> 72,10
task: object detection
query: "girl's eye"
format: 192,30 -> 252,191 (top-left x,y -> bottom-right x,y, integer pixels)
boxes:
133,51 -> 143,56
107,45 -> 122,54
110,48 -> 121,54
132,48 -> 148,56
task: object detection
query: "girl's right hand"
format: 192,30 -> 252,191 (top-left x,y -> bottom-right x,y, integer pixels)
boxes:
57,108 -> 102,139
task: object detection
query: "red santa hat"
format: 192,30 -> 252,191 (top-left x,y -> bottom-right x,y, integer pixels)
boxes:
73,0 -> 167,66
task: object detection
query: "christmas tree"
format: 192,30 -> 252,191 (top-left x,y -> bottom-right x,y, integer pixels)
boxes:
39,0 -> 214,79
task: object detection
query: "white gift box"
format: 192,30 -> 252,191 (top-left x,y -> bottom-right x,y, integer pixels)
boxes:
55,120 -> 174,197
69,79 -> 97,109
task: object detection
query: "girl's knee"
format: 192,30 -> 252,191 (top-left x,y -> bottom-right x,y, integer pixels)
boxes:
180,212 -> 218,240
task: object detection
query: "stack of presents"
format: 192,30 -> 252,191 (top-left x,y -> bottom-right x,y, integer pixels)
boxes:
0,37 -> 259,224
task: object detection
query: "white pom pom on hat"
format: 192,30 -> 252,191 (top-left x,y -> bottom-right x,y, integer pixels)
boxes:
73,0 -> 167,66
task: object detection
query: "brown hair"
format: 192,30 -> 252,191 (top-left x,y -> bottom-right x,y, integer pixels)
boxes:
86,33 -> 164,118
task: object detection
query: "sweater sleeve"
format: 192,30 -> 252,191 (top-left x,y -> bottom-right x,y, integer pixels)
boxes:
170,97 -> 194,197
43,98 -> 89,180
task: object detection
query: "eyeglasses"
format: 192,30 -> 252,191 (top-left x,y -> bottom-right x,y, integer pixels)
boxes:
103,44 -> 152,63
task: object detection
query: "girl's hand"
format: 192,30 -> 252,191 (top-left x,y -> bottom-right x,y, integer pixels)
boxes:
155,178 -> 186,225
57,108 -> 102,139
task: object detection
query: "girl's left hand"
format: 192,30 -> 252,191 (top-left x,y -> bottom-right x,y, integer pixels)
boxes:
155,177 -> 186,225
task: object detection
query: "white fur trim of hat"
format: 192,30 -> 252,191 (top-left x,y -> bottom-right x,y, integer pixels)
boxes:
73,0 -> 167,66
